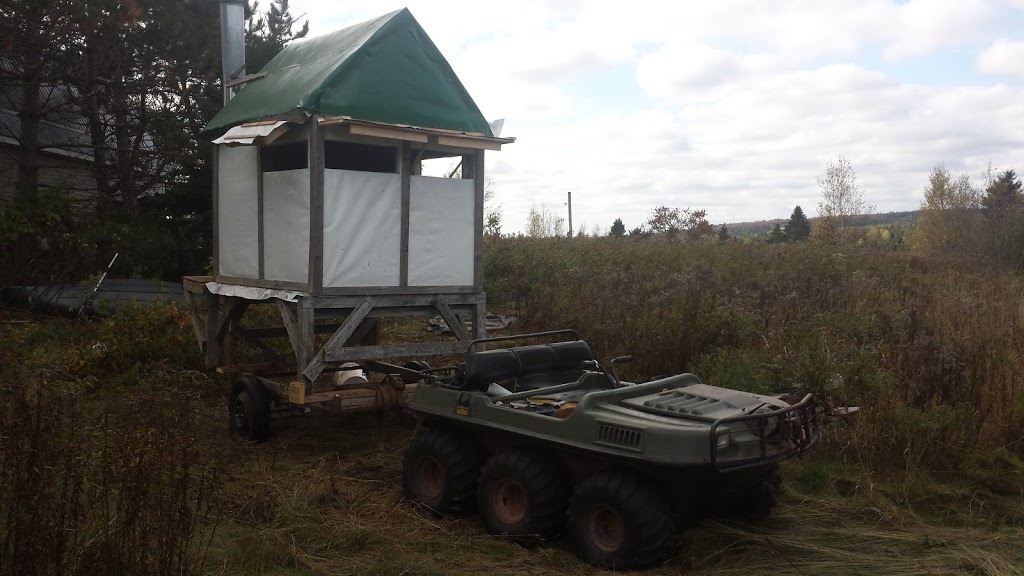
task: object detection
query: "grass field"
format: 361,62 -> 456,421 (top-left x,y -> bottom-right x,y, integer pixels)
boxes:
3,237 -> 1024,575
203,412 -> 1024,576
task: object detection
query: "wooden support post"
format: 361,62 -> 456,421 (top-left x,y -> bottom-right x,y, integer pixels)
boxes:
276,299 -> 300,353
257,144 -> 265,279
473,300 -> 487,350
302,296 -> 375,382
204,291 -> 220,366
400,141 -> 412,286
308,118 -> 325,295
296,297 -> 315,390
217,299 -> 248,369
470,150 -> 485,290
212,144 -> 220,276
183,290 -> 206,351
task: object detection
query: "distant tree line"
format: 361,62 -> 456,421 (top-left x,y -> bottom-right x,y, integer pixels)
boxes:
915,164 -> 1023,266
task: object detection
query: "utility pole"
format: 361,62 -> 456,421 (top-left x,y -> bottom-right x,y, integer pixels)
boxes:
567,191 -> 573,238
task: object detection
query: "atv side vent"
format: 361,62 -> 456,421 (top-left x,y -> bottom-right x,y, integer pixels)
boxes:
596,423 -> 644,451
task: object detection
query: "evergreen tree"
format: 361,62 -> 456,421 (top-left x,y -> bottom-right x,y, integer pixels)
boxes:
245,0 -> 309,72
982,169 -> 1022,212
718,224 -> 731,241
609,218 -> 626,237
981,169 -> 1023,266
784,206 -> 811,241
768,223 -> 785,244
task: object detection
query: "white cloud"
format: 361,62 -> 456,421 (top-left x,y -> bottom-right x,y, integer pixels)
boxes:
977,39 -> 1024,79
884,0 -> 997,59
279,0 -> 1024,232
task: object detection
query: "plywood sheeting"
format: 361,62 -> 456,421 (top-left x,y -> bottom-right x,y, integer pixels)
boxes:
323,169 -> 402,287
408,175 -> 474,286
217,145 -> 259,279
263,169 -> 310,283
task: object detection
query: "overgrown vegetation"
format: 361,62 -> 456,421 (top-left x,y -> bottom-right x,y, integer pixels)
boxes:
5,235 -> 1024,573
1,372 -> 222,576
485,236 -> 1024,481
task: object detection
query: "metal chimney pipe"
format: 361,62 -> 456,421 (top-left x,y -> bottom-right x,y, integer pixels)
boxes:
220,0 -> 246,104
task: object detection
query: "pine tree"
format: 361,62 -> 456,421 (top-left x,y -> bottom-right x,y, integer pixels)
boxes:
784,206 -> 811,241
718,224 -> 731,241
767,223 -> 785,244
982,169 -> 1022,212
245,0 -> 309,72
609,218 -> 626,237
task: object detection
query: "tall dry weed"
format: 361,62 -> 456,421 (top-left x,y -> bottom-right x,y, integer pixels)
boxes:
485,237 -> 1024,477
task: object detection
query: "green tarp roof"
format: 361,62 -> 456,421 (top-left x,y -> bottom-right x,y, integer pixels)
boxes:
204,8 -> 492,137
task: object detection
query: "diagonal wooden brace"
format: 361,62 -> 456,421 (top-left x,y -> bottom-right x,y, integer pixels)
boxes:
276,299 -> 300,353
432,296 -> 470,341
302,296 -> 375,383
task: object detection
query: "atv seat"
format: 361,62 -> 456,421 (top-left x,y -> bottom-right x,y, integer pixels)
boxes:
459,340 -> 595,392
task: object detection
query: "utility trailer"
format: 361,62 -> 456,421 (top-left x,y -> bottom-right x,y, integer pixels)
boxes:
401,331 -> 820,570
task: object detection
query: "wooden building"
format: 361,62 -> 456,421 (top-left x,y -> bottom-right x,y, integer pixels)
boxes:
186,8 -> 513,404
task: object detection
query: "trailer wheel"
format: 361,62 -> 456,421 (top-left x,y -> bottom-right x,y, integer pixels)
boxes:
735,465 -> 781,520
477,450 -> 569,541
402,360 -> 431,384
228,375 -> 271,442
568,471 -> 674,569
403,427 -> 482,514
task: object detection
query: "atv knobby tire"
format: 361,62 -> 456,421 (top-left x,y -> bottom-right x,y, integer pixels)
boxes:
403,427 -> 482,514
228,375 -> 271,442
568,470 -> 674,569
477,450 -> 570,541
737,464 -> 781,520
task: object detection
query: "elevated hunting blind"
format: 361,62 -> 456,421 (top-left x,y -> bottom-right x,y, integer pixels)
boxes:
184,6 -> 513,405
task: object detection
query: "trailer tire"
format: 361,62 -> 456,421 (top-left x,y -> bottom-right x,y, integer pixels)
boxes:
228,375 -> 271,442
403,427 -> 482,515
402,360 -> 431,384
478,450 -> 569,541
568,471 -> 674,569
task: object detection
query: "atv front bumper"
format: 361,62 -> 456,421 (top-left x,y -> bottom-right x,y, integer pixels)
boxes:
709,393 -> 819,472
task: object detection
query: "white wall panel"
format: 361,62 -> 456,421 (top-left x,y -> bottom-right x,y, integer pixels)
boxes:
263,169 -> 310,283
323,169 -> 401,287
408,175 -> 474,286
217,145 -> 259,278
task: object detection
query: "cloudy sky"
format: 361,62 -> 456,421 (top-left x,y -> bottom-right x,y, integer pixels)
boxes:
288,0 -> 1024,233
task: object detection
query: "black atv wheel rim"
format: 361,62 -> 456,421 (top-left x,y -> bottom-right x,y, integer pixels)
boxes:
414,456 -> 445,501
232,391 -> 251,434
586,504 -> 625,554
492,478 -> 527,525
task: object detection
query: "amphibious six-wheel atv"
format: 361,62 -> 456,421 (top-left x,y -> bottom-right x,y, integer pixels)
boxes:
402,331 -> 819,570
